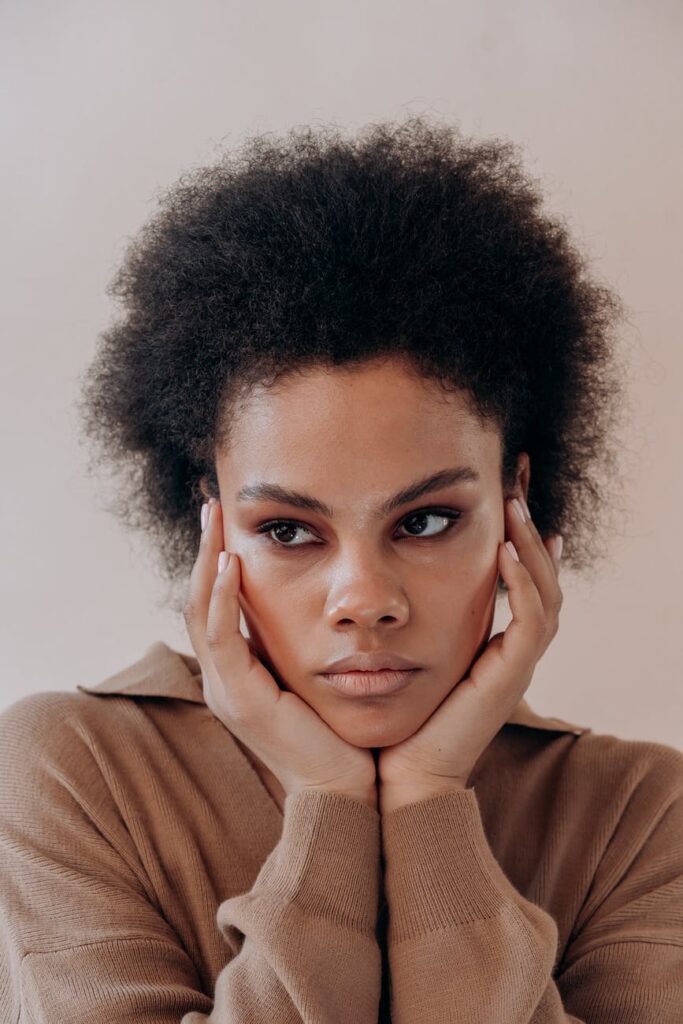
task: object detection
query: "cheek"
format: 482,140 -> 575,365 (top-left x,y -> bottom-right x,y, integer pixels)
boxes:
238,574 -> 317,676
424,545 -> 499,661
237,570 -> 294,658
432,536 -> 500,610
459,524 -> 502,610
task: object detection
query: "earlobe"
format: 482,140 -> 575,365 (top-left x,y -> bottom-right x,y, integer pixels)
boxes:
503,453 -> 531,509
199,475 -> 214,501
516,451 -> 530,484
514,452 -> 531,510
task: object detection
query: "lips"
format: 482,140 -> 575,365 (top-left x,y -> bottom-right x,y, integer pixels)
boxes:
322,651 -> 421,673
319,667 -> 419,698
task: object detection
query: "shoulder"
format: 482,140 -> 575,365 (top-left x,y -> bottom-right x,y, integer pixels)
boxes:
561,729 -> 683,860
0,687 -> 188,818
502,704 -> 682,798
556,731 -> 683,955
0,689 -> 93,761
0,687 -> 139,760
507,702 -> 683,802
0,682 -> 227,828
0,691 -> 124,817
495,716 -> 683,850
0,669 -> 202,758
569,727 -> 683,798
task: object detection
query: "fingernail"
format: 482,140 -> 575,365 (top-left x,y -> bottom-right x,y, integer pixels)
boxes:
505,540 -> 520,561
511,497 -> 527,524
550,535 -> 563,561
520,496 -> 531,520
200,503 -> 208,532
217,550 -> 230,574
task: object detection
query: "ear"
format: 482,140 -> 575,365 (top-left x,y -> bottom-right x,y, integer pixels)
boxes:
198,475 -> 213,501
514,452 -> 531,506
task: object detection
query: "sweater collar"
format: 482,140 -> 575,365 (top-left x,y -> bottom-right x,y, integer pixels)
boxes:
77,641 -> 589,736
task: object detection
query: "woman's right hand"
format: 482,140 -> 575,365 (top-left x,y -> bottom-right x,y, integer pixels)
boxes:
183,498 -> 378,810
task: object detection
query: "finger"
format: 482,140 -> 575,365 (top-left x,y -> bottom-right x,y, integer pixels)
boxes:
507,498 -> 563,624
521,497 -> 563,580
497,538 -> 547,670
185,500 -> 256,703
546,533 -> 563,575
203,512 -> 281,713
183,498 -> 225,666
463,538 -> 542,713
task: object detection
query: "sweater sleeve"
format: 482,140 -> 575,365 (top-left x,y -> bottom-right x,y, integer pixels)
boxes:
380,751 -> 683,1024
0,693 -> 382,1023
190,788 -> 383,1023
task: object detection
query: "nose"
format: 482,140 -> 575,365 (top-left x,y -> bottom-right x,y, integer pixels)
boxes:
324,570 -> 410,630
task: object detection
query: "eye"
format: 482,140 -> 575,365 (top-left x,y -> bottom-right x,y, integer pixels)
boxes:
396,509 -> 461,539
257,521 -> 318,548
256,508 -> 461,549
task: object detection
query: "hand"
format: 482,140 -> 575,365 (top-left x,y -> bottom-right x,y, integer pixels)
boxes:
184,498 -> 378,810
377,496 -> 564,815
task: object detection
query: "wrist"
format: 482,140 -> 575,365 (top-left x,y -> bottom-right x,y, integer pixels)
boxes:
380,781 -> 468,815
300,784 -> 379,812
344,787 -> 379,811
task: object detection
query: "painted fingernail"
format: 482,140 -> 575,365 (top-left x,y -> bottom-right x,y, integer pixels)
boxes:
511,498 -> 527,524
505,540 -> 520,561
550,535 -> 563,561
217,550 -> 230,574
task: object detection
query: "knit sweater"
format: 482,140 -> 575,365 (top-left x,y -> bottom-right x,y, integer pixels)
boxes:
0,640 -> 681,1022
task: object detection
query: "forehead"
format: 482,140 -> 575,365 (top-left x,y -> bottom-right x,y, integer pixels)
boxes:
224,359 -> 501,482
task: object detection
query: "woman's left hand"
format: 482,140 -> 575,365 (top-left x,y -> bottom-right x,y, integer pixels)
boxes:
377,496 -> 564,815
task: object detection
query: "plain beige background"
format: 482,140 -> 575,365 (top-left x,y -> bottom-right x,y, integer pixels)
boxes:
1,1 -> 681,748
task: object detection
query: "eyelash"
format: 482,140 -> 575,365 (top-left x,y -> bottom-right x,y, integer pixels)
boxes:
255,508 -> 462,550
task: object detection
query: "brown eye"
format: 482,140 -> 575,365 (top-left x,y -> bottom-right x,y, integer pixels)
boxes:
256,508 -> 462,550
396,510 -> 461,539
256,520 -> 320,548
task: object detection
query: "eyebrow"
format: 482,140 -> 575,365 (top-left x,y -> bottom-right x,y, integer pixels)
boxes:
235,466 -> 480,519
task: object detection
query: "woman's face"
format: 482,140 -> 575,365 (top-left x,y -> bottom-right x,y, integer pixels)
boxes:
208,357 -> 529,749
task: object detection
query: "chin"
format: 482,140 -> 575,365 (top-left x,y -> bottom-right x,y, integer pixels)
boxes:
325,712 -> 422,749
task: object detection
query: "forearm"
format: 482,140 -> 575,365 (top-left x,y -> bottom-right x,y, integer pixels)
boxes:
204,787 -> 383,1022
379,781 -> 466,816
381,788 -> 574,1024
300,782 -> 379,812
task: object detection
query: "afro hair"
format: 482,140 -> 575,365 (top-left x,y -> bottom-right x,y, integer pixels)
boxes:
76,115 -> 630,614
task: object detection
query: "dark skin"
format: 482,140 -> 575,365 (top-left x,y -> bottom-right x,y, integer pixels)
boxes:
185,358 -> 562,814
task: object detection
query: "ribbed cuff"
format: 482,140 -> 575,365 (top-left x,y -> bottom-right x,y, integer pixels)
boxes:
248,788 -> 381,933
382,788 -> 521,943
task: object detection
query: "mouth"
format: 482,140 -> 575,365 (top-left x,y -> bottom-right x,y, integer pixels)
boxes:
317,668 -> 419,698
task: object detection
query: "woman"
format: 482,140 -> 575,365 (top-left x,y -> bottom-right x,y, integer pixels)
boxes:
1,117 -> 680,1022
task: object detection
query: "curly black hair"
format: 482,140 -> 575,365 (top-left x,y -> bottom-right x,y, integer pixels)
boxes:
76,115 -> 631,614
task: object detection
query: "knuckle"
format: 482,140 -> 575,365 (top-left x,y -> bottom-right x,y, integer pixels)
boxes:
205,625 -> 222,651
183,600 -> 199,627
224,699 -> 250,725
211,687 -> 248,725
204,675 -> 244,722
528,605 -> 547,640
533,620 -> 548,645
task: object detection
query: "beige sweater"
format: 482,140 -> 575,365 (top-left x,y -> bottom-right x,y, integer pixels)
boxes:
0,640 -> 681,1022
